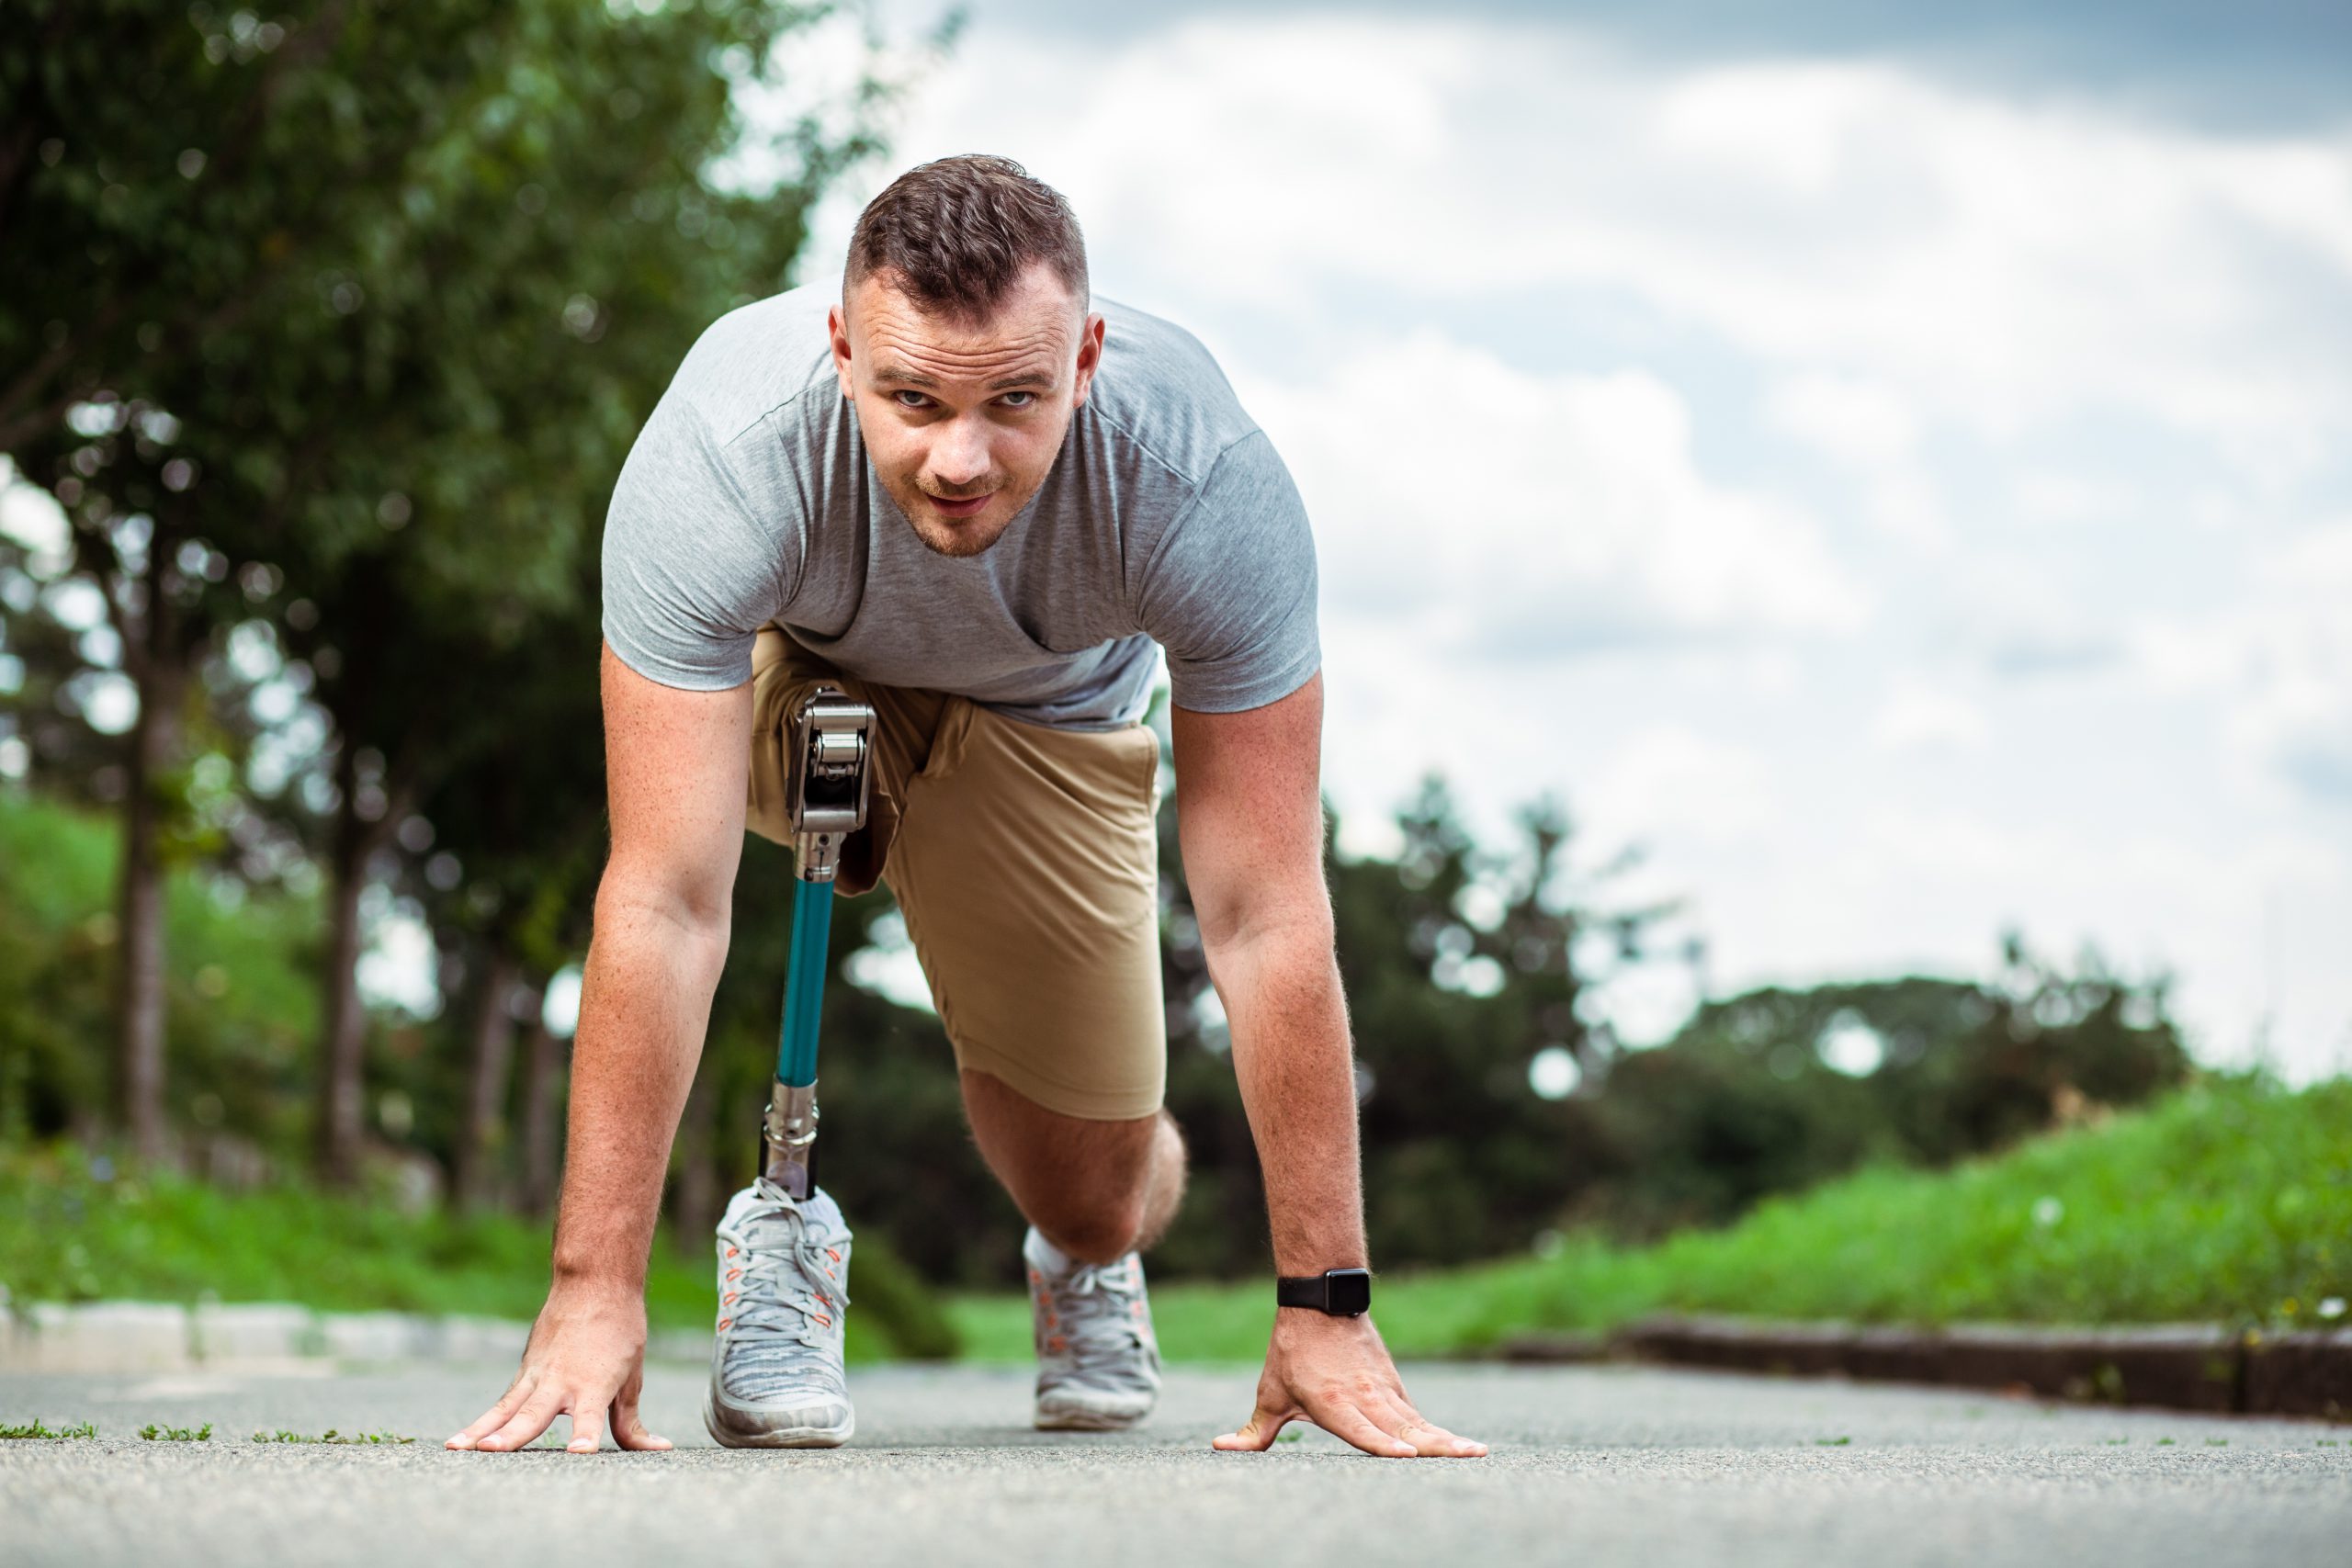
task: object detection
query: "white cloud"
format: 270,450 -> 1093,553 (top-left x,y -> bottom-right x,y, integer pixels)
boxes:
1243,333 -> 1868,662
1873,680 -> 1990,752
1584,724 -> 1776,845
2134,519 -> 2352,808
1769,373 -> 1919,472
1767,371 -> 1946,545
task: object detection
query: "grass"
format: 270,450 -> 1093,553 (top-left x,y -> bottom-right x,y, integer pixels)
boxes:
140,1422 -> 211,1441
2,1417 -> 97,1438
251,1428 -> 415,1445
0,1142 -> 926,1362
0,1142 -> 714,1326
949,1076 -> 2350,1360
10,1076 -> 2344,1368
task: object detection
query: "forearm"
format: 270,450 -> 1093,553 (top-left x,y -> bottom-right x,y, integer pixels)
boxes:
1208,920 -> 1366,1275
548,886 -> 729,1293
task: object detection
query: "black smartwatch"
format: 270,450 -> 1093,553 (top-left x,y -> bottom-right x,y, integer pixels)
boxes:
1276,1268 -> 1372,1316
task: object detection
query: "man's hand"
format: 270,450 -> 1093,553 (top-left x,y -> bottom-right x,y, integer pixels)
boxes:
1213,1310 -> 1487,1459
447,1281 -> 672,1454
444,646 -> 744,1457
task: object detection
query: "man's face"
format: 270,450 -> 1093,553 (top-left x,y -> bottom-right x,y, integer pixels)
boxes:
830,264 -> 1105,558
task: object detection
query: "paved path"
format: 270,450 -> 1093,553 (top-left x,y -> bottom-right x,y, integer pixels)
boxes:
3,1361 -> 2346,1566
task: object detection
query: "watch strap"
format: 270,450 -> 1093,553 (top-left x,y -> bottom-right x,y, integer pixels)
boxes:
1275,1268 -> 1372,1316
1275,1274 -> 1326,1311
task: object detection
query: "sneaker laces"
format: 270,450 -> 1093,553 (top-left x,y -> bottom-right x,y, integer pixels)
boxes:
716,1183 -> 850,1383
1039,1255 -> 1148,1375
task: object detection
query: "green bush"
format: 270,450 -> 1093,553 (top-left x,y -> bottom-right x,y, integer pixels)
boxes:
0,1142 -> 958,1361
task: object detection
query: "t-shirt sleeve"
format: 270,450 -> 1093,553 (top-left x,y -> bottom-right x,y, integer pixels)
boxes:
1136,428 -> 1321,713
600,394 -> 791,691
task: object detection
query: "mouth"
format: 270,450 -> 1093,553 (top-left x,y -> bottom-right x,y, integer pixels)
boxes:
926,491 -> 991,519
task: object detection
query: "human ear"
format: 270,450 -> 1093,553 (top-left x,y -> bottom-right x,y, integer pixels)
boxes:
1072,311 -> 1107,406
827,302 -> 855,400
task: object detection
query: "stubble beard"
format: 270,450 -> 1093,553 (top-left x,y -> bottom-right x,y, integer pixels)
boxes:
907,509 -> 1013,558
892,471 -> 1035,559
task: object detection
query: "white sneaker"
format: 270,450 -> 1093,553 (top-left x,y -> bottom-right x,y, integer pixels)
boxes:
1026,1226 -> 1162,1430
703,1179 -> 855,1448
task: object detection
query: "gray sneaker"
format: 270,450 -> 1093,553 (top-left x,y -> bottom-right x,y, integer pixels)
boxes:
703,1179 -> 854,1448
1026,1226 -> 1162,1430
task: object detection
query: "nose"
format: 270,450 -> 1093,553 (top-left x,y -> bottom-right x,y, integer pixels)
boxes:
930,415 -> 990,490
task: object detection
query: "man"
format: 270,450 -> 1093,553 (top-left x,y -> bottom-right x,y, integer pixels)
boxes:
448,155 -> 1484,1461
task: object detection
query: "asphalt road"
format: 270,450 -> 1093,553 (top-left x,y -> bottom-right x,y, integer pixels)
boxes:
3,1360 -> 2346,1567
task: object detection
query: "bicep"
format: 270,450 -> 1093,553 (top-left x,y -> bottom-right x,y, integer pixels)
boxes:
1170,671 -> 1329,952
599,639 -> 752,931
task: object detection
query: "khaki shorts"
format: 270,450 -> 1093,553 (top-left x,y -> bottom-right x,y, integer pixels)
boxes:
747,627 -> 1168,1121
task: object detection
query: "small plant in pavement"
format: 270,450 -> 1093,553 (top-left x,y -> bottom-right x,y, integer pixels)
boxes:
1815,1436 -> 1850,1446
2,1418 -> 97,1438
252,1428 -> 417,1445
2205,1438 -> 2229,1447
139,1423 -> 212,1441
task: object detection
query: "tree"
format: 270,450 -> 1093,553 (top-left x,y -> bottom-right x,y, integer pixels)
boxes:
1597,938 -> 2192,1234
401,566 -> 606,1211
1155,764 -> 1675,1275
0,0 -> 896,1171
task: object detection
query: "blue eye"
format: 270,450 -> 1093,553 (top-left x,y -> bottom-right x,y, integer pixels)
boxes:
893,390 -> 930,409
1001,391 -> 1035,408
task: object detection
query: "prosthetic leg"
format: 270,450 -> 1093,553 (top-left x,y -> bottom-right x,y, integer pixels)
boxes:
759,685 -> 875,1202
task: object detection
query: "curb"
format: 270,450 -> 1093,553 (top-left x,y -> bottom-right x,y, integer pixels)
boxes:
1499,1314 -> 2348,1419
0,1300 -> 714,1373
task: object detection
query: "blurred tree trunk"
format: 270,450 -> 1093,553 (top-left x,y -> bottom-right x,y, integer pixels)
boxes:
114,651 -> 184,1165
453,946 -> 521,1212
311,748 -> 406,1187
516,1009 -> 565,1219
312,787 -> 370,1186
111,515 -> 187,1167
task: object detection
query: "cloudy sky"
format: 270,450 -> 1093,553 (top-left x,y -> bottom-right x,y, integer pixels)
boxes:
774,0 -> 2352,1078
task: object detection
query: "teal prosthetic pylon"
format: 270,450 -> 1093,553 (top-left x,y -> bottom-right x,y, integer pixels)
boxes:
760,686 -> 875,1202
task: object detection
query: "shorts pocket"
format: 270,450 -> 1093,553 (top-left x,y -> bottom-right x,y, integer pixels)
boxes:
916,696 -> 978,784
1126,722 -> 1163,818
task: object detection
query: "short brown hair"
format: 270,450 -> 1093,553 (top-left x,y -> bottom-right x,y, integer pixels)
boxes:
845,154 -> 1089,321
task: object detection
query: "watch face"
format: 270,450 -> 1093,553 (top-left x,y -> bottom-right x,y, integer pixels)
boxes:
1327,1268 -> 1372,1315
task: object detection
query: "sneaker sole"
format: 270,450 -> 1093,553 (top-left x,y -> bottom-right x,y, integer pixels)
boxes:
1034,1404 -> 1152,1432
703,1396 -> 855,1450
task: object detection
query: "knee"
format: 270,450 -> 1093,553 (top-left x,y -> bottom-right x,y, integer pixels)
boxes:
1046,1195 -> 1150,1266
1039,1113 -> 1182,1263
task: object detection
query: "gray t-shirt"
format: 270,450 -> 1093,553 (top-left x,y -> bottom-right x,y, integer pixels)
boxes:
600,282 -> 1320,731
